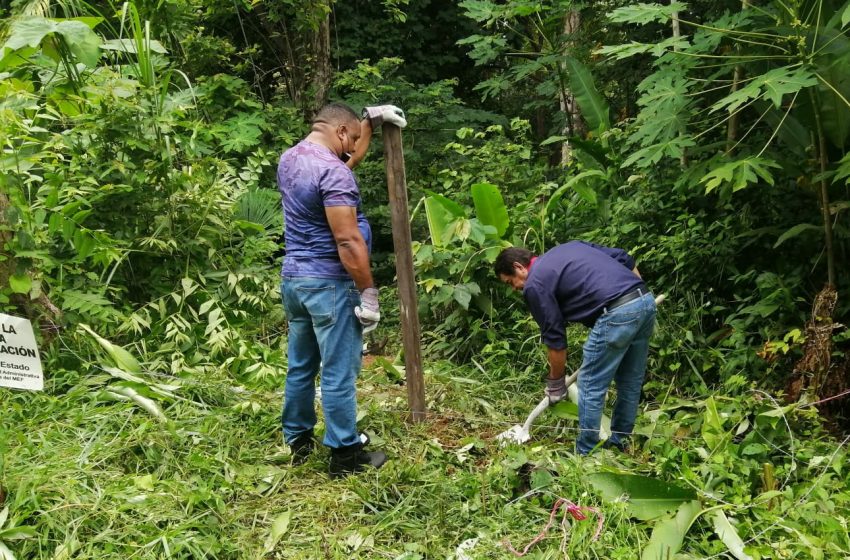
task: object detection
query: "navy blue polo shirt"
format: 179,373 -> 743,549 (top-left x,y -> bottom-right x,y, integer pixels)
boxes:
522,241 -> 644,350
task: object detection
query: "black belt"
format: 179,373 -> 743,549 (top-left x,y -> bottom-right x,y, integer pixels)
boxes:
603,286 -> 646,314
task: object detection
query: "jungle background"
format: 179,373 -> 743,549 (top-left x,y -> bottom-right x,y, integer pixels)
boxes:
1,0 -> 850,558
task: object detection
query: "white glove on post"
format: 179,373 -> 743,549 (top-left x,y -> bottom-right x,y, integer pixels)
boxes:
363,105 -> 407,129
355,287 -> 380,334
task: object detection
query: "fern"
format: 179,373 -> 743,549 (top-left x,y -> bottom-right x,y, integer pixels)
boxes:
61,289 -> 120,320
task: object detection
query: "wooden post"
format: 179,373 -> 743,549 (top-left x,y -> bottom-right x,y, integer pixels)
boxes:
382,124 -> 426,422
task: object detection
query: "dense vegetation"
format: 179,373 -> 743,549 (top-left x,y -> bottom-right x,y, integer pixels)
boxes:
1,0 -> 849,558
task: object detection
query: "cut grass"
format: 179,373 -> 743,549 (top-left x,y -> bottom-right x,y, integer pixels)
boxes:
1,356 -> 848,559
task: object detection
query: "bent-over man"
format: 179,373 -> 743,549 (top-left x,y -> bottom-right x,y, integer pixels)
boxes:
495,241 -> 656,454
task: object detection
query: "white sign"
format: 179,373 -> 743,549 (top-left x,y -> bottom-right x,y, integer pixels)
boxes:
0,313 -> 44,391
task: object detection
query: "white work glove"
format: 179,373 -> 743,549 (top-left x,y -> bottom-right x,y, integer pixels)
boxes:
355,287 -> 380,334
363,105 -> 407,129
545,375 -> 568,404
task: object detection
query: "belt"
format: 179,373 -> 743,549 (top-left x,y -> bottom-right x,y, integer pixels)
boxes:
603,286 -> 646,314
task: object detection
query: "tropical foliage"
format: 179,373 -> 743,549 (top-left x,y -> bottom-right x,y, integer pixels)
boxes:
1,0 -> 849,558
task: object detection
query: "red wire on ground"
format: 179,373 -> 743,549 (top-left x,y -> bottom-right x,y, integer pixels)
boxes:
503,497 -> 604,557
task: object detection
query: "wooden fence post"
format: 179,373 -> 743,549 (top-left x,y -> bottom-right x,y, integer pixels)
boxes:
382,124 -> 426,422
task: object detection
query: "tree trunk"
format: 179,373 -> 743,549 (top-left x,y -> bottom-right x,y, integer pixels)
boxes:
307,4 -> 332,119
250,1 -> 332,119
726,0 -> 750,152
671,0 -> 687,166
252,4 -> 302,107
810,89 -> 836,288
559,9 -> 582,166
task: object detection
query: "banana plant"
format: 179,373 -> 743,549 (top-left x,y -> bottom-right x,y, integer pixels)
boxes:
416,181 -> 510,318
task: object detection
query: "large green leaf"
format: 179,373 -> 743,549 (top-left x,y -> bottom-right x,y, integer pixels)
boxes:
8,274 -> 31,295
817,59 -> 850,149
470,182 -> 508,237
0,526 -> 37,540
235,188 -> 282,233
760,103 -> 810,155
452,282 -> 481,310
588,473 -> 697,520
79,324 -> 142,374
701,396 -> 726,451
0,17 -> 102,67
563,57 -> 610,132
607,2 -> 689,25
106,385 -> 166,422
712,510 -> 753,560
424,193 -> 467,247
424,191 -> 467,218
547,169 -> 605,214
261,510 -> 292,556
710,67 -> 818,113
773,223 -> 822,248
597,36 -> 690,60
701,157 -> 780,194
641,500 -> 703,560
424,197 -> 454,248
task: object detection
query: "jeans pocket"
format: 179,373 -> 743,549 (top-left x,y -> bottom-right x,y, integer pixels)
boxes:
297,285 -> 336,327
605,314 -> 640,349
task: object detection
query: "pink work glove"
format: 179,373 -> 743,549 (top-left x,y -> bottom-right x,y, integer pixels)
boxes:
355,287 -> 380,334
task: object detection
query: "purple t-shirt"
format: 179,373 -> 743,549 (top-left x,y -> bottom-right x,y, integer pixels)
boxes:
278,140 -> 372,278
523,241 -> 643,349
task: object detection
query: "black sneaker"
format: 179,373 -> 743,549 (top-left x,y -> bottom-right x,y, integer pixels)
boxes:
329,443 -> 387,479
289,431 -> 315,465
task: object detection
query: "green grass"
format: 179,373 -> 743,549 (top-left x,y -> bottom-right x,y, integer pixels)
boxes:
1,354 -> 848,559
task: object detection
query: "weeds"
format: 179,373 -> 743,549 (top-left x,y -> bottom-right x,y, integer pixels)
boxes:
2,347 -> 847,559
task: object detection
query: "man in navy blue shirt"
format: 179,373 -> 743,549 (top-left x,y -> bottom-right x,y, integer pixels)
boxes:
495,241 -> 657,454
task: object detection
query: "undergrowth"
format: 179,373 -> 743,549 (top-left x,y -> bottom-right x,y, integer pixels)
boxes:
1,339 -> 847,559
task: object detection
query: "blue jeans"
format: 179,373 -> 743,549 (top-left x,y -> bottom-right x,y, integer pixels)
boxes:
576,292 -> 656,455
281,277 -> 363,449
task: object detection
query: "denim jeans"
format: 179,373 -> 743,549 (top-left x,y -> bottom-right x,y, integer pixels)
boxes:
576,292 -> 656,455
281,277 -> 363,449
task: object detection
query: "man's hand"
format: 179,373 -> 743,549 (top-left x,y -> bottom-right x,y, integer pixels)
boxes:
363,105 -> 407,129
545,375 -> 567,404
355,287 -> 380,334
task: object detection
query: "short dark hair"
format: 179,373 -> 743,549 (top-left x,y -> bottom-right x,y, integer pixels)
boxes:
494,247 -> 533,276
312,102 -> 359,127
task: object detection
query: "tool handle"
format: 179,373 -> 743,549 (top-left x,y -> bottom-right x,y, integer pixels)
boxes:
521,368 -> 580,432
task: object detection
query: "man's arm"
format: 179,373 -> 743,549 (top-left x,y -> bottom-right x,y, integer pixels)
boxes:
346,118 -> 373,170
547,346 -> 566,379
325,205 -> 373,290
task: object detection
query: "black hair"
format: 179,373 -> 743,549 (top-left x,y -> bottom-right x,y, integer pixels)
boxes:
312,102 -> 359,127
494,247 -> 534,276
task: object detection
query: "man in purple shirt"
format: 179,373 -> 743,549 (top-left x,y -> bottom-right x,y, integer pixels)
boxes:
495,241 -> 657,454
278,102 -> 406,477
